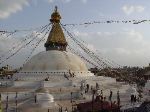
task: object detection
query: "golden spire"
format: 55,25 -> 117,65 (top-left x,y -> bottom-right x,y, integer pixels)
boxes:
45,6 -> 67,51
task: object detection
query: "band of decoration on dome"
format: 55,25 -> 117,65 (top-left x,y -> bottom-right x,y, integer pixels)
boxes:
45,6 -> 68,51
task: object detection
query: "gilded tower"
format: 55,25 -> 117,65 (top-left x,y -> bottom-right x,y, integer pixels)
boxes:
44,6 -> 68,51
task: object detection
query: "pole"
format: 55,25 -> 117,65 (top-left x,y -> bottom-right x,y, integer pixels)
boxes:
71,92 -> 73,112
35,94 -> 37,103
0,93 -> 2,112
117,90 -> 120,110
15,92 -> 18,112
92,90 -> 96,112
6,93 -> 8,112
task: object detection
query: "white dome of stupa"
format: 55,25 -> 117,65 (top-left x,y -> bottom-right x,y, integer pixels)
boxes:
37,93 -> 54,102
37,93 -> 56,108
22,50 -> 88,72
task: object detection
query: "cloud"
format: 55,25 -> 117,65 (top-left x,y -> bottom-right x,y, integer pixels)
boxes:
0,0 -> 29,19
47,0 -> 88,4
136,6 -> 145,13
0,34 -> 21,52
47,0 -> 53,3
62,0 -> 72,3
122,5 -> 145,15
81,0 -> 88,3
72,30 -> 150,66
0,31 -> 47,68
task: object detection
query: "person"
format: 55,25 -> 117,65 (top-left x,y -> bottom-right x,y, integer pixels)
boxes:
131,94 -> 134,103
109,90 -> 113,101
96,82 -> 99,90
100,90 -> 103,97
134,95 -> 136,103
85,89 -> 87,94
72,73 -> 75,77
117,91 -> 120,106
91,86 -> 93,92
80,82 -> 84,91
100,95 -> 103,101
95,95 -> 100,102
69,69 -> 72,77
34,94 -> 37,103
86,84 -> 89,93
80,92 -> 83,97
104,96 -> 106,101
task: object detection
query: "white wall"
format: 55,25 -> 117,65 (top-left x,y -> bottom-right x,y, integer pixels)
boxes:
1,92 -> 33,101
43,81 -> 72,87
0,80 -> 13,87
13,81 -> 42,88
52,92 -> 80,100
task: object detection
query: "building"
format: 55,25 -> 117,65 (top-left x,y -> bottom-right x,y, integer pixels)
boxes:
0,65 -> 16,78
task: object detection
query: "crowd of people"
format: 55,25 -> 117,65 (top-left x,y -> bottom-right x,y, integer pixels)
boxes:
80,82 -> 121,106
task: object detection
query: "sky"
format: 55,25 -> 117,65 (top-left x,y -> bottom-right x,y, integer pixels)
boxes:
0,0 -> 150,68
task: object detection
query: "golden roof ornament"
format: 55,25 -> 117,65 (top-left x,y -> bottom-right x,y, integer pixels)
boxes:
45,6 -> 67,51
50,6 -> 61,23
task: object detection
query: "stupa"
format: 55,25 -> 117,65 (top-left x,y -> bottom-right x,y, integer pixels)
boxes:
13,6 -> 93,83
8,7 -> 119,104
